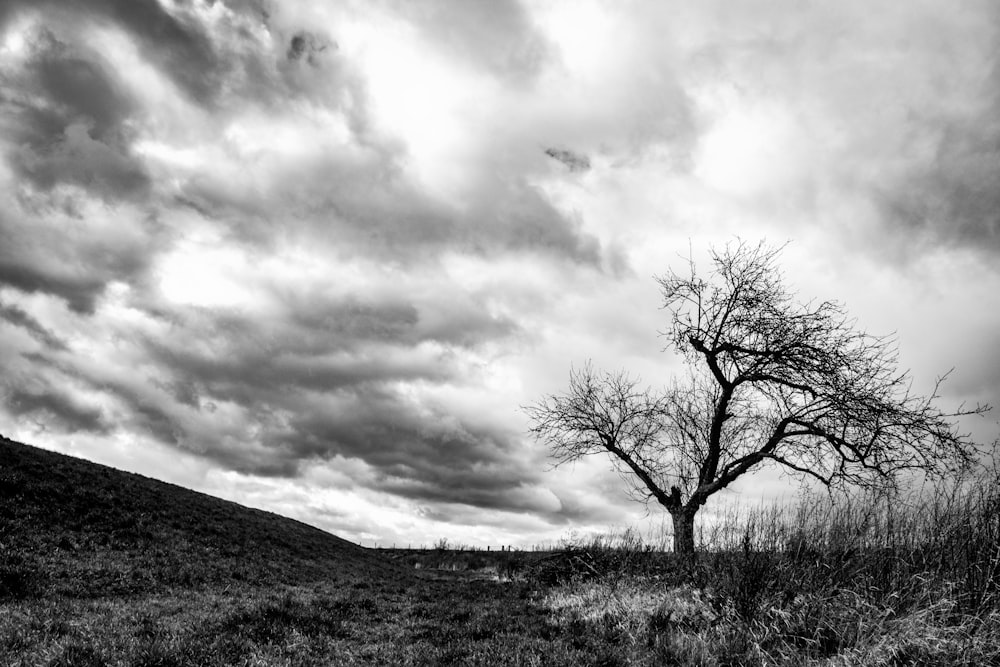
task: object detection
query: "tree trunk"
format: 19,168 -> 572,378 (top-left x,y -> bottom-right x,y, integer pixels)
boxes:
670,508 -> 697,555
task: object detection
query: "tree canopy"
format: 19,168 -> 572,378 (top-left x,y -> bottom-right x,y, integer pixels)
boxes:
526,241 -> 989,553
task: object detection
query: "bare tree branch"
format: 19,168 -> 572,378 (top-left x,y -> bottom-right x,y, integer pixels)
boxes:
526,240 -> 991,553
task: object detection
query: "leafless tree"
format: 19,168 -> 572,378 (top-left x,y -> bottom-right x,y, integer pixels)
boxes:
525,241 -> 989,555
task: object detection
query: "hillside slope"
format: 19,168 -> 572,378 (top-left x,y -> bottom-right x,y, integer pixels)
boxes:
0,435 -> 398,598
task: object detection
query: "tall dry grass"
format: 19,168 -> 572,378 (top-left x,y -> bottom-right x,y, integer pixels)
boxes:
542,469 -> 1000,665
700,469 -> 1000,615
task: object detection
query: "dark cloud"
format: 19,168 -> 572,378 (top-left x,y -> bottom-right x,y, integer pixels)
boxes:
380,476 -> 550,514
150,377 -> 201,409
272,395 -> 543,512
0,262 -> 105,316
290,296 -> 518,350
0,49 -> 540,499
14,122 -> 150,199
125,393 -> 183,445
91,0 -> 224,105
61,348 -> 542,514
95,0 -> 344,110
285,396 -> 511,471
0,200 -> 162,314
22,30 -> 132,138
0,12 -> 159,308
879,98 -> 1000,252
547,489 -> 628,526
5,290 -> 528,505
146,336 -> 456,400
2,0 -> 234,106
135,295 -> 512,399
782,3 -> 999,259
0,301 -> 67,350
545,147 -> 591,172
2,0 -> 343,119
0,26 -> 149,199
176,143 -> 609,269
2,0 -> 611,275
5,388 -> 107,434
0,6 -> 168,310
286,31 -> 331,65
861,25 -> 1000,254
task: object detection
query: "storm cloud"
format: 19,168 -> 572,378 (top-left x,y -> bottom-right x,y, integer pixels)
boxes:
1,0 -> 997,547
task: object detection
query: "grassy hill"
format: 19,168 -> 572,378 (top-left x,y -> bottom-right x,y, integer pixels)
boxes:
0,435 -> 595,666
4,433 -> 1000,665
0,435 -> 396,599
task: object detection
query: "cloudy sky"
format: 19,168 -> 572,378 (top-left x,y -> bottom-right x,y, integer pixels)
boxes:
1,0 -> 998,548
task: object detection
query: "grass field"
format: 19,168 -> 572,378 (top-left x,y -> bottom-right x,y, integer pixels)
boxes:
3,435 -> 999,665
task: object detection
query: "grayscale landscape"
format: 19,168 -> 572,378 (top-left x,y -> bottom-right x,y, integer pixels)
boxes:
1,1 -> 998,665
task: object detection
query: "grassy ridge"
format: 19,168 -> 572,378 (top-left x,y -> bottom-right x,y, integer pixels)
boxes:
3,434 -> 1000,665
0,435 -> 395,598
0,437 -> 605,665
